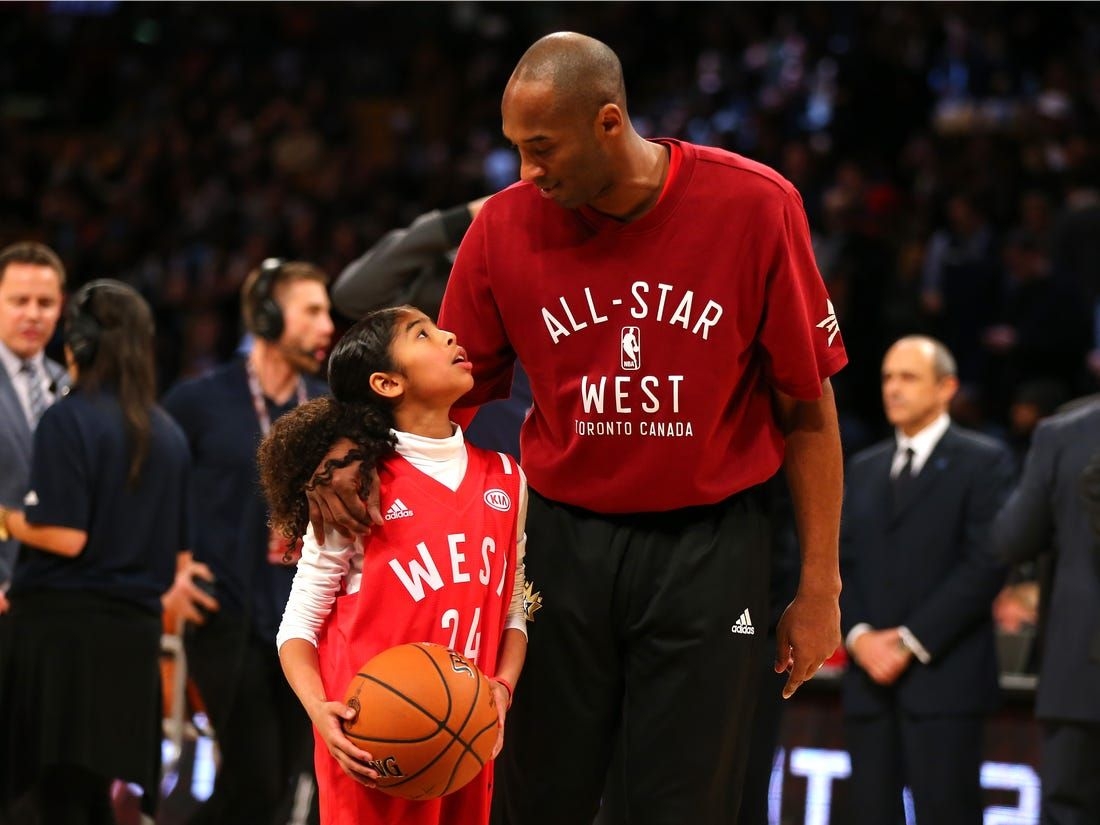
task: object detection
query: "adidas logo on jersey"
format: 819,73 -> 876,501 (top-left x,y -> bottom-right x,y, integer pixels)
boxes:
384,499 -> 414,521
731,609 -> 755,635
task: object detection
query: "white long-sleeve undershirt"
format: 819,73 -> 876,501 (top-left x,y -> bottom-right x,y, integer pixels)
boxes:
276,425 -> 528,651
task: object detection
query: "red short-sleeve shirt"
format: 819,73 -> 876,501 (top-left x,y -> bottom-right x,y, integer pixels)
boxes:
439,140 -> 847,513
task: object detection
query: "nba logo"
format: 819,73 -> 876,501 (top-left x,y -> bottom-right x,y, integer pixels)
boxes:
620,326 -> 640,370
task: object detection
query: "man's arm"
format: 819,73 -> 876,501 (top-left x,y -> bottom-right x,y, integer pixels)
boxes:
991,419 -> 1057,566
771,378 -> 843,699
331,200 -> 485,319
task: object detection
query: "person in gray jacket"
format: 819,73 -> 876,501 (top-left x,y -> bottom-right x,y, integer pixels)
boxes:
0,242 -> 69,614
991,397 -> 1100,825
332,197 -> 530,459
333,198 -> 489,320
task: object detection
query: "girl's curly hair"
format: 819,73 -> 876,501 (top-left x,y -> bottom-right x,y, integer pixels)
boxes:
258,397 -> 395,541
258,305 -> 415,541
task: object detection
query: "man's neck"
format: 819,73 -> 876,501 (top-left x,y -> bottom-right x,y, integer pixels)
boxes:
249,341 -> 299,404
590,136 -> 669,223
0,340 -> 42,381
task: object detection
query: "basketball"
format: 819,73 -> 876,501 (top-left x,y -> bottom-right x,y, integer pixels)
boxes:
341,642 -> 500,800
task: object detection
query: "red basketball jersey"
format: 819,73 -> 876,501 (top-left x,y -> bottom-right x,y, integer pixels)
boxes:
314,445 -> 522,825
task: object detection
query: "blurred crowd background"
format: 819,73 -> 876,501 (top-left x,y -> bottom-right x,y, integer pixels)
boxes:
2,1 -> 1098,453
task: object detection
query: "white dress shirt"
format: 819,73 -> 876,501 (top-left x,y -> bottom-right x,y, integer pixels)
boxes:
890,412 -> 950,479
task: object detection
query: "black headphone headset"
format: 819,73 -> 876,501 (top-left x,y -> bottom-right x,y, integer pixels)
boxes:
65,281 -> 108,368
250,257 -> 286,342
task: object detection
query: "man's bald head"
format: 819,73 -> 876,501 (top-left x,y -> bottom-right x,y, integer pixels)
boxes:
508,32 -> 626,118
890,335 -> 958,381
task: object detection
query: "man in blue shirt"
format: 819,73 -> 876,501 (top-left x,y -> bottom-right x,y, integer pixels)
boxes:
162,258 -> 334,825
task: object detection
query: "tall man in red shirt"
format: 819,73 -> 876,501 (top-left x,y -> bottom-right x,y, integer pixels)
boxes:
308,32 -> 846,825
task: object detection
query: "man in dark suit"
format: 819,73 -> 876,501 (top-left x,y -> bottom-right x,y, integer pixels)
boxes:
991,398 -> 1100,824
0,242 -> 69,614
840,335 -> 1014,825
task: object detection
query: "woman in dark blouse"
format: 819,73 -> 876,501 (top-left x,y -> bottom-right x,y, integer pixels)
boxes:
0,279 -> 191,824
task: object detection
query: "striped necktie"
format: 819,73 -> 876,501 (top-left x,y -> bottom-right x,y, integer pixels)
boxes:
20,360 -> 48,426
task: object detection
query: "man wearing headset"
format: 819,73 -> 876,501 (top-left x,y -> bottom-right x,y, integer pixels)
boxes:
162,259 -> 334,825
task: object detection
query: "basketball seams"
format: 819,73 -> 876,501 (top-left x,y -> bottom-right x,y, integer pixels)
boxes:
440,699 -> 499,794
437,661 -> 491,793
373,729 -> 471,798
381,651 -> 487,795
343,672 -> 447,743
342,644 -> 455,742
341,642 -> 499,798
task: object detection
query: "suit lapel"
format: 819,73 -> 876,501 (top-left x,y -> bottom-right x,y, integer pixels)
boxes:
889,427 -> 958,525
870,447 -> 895,516
0,358 -> 69,454
0,367 -> 32,447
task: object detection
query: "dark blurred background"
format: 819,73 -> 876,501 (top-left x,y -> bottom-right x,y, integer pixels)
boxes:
2,1 -> 1098,454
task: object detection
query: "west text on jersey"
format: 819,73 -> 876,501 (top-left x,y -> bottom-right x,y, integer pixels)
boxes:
387,534 -> 509,603
580,374 -> 685,414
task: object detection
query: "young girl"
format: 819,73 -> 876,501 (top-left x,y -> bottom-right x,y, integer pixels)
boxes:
260,305 -> 528,825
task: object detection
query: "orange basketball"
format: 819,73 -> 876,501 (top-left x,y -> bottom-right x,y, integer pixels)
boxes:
341,642 -> 500,800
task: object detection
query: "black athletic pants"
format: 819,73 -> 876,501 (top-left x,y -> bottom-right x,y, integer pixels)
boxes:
184,613 -> 318,825
491,487 -> 770,825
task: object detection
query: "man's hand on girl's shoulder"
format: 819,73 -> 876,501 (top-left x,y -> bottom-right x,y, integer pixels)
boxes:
306,437 -> 382,539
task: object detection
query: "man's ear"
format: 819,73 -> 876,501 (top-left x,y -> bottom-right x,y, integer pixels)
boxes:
596,103 -> 624,137
369,371 -> 404,400
938,374 -> 960,406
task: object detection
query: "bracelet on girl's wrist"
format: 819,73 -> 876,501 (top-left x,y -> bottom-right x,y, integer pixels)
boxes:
493,677 -> 514,708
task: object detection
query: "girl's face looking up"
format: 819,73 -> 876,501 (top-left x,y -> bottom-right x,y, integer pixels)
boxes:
383,310 -> 475,411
